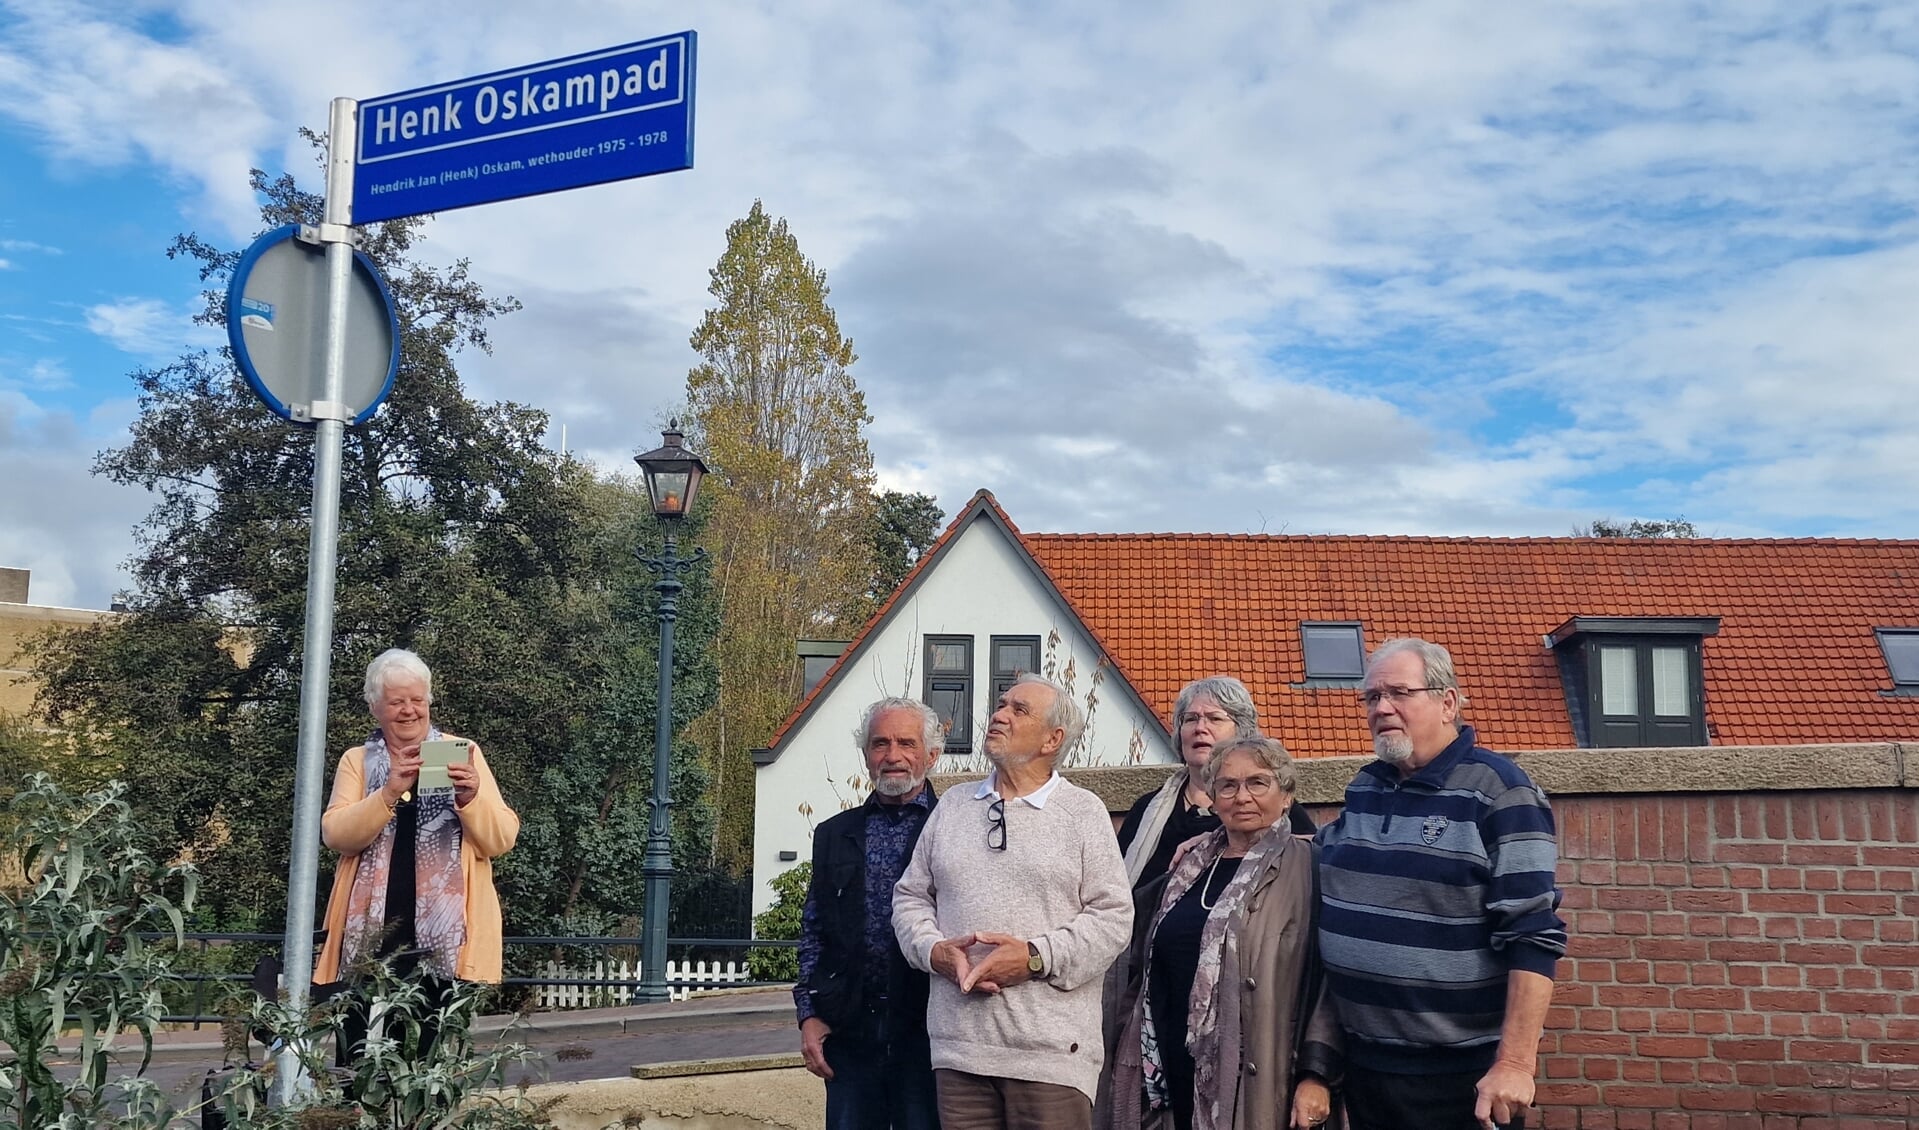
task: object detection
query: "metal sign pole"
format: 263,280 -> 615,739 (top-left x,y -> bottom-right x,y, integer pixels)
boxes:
276,94 -> 359,1104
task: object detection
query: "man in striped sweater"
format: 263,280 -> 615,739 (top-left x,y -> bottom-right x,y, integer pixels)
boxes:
1316,638 -> 1568,1130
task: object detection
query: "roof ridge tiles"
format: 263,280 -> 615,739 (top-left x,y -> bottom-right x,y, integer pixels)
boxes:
1023,532 -> 1919,546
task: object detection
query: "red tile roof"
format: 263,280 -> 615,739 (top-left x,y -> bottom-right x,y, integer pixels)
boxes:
764,491 -> 1919,761
1023,533 -> 1919,757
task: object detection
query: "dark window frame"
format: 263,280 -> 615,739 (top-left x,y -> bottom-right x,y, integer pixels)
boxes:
989,634 -> 1043,703
1300,621 -> 1366,683
923,635 -> 975,753
1548,617 -> 1718,749
1581,635 -> 1707,748
1876,628 -> 1919,689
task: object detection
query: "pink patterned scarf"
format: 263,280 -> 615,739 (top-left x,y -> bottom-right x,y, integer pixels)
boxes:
1140,819 -> 1292,1130
339,728 -> 467,979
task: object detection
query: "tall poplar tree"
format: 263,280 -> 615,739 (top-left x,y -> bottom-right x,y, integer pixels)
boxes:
685,201 -> 878,871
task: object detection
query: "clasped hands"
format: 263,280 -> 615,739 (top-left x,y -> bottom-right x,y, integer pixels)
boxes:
929,931 -> 1036,995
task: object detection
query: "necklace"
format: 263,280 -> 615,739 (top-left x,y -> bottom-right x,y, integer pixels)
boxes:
1198,854 -> 1239,910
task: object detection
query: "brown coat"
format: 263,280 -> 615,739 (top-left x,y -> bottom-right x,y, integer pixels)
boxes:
1101,832 -> 1341,1130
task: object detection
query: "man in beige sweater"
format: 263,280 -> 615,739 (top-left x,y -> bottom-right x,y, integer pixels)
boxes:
893,674 -> 1133,1130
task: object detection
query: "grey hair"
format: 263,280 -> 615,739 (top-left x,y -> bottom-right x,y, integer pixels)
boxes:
1172,676 -> 1260,756
363,647 -> 433,706
855,697 -> 946,753
1199,735 -> 1298,796
1014,673 -> 1084,757
1367,637 -> 1470,708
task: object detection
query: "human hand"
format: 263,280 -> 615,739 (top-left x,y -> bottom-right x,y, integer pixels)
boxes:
799,1017 -> 833,1080
929,934 -> 978,988
1474,1059 -> 1535,1129
1289,1076 -> 1332,1129
383,751 -> 422,805
1168,833 -> 1209,873
959,932 -> 1034,995
446,761 -> 479,808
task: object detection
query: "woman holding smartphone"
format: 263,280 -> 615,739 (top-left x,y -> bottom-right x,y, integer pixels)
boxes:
312,647 -> 520,994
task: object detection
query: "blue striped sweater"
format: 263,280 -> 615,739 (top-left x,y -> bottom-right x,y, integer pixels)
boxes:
1315,726 -> 1567,1074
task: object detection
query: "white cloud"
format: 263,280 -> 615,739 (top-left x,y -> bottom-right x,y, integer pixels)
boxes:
82,297 -> 218,359
0,5 -> 274,229
0,391 -> 144,609
1,0 -> 1918,554
0,355 -> 72,393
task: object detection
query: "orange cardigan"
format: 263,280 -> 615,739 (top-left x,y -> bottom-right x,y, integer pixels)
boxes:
312,737 -> 519,984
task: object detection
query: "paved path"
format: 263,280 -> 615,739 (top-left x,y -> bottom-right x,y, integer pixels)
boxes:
57,990 -> 802,1114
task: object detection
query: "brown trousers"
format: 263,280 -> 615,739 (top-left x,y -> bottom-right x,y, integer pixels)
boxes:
935,1068 -> 1092,1130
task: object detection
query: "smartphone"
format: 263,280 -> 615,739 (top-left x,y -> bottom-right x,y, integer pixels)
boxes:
416,738 -> 471,797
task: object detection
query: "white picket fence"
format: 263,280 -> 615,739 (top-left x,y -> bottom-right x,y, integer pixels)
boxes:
535,958 -> 751,1008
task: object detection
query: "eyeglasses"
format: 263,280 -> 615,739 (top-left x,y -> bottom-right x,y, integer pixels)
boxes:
1358,685 -> 1447,708
1212,775 -> 1278,800
986,797 -> 1007,851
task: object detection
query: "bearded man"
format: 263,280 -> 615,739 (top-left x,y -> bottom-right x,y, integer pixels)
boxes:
1315,638 -> 1568,1130
794,698 -> 945,1129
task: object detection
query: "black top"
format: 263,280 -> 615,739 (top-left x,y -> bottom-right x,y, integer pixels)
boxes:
1119,786 -> 1315,888
1148,855 -> 1244,1130
380,795 -> 418,960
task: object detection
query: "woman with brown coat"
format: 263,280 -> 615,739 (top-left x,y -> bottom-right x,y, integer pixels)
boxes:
1104,736 -> 1341,1130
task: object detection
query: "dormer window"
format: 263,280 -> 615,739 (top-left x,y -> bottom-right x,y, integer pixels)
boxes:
1548,616 -> 1720,747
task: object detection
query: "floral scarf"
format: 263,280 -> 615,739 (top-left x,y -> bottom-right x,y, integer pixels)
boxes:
1140,818 -> 1292,1130
340,728 -> 467,979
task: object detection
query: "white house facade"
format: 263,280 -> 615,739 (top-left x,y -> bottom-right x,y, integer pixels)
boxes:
748,493 -> 1175,917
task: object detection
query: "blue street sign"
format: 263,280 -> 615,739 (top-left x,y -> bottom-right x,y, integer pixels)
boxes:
353,31 -> 696,224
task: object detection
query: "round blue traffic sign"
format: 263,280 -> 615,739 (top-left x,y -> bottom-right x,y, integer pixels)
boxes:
226,224 -> 400,426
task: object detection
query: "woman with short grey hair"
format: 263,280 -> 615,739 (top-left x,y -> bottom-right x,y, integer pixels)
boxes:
1117,677 -> 1313,889
1107,735 -> 1340,1130
315,649 -> 520,986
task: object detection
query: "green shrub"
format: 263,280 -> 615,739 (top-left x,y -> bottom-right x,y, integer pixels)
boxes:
746,862 -> 809,982
209,960 -> 556,1129
0,773 -> 196,1128
0,773 -> 560,1129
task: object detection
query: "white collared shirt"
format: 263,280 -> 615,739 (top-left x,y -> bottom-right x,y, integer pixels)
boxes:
975,767 -> 1065,809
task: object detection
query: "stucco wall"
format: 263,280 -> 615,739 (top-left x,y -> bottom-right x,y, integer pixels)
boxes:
0,601 -> 116,719
749,517 -> 1175,917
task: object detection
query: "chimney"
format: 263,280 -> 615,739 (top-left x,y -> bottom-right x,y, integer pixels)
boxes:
0,568 -> 27,604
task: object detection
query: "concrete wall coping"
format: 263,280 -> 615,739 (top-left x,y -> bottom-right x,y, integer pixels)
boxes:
932,742 -> 1915,812
0,602 -> 118,622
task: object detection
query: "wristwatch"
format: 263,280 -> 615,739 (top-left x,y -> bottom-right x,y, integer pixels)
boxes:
1026,941 -> 1045,978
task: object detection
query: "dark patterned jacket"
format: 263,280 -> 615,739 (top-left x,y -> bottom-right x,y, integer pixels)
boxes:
794,786 -> 935,1037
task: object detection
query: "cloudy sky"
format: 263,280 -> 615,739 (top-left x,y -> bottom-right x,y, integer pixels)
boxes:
3,1 -> 1917,609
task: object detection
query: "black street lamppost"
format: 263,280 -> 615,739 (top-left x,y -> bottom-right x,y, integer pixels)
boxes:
633,420 -> 709,1004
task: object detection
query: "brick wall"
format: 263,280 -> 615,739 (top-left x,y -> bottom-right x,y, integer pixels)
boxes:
1078,748 -> 1915,1127
1540,789 -> 1919,1129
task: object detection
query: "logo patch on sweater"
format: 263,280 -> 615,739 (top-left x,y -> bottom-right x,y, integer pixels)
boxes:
1421,815 -> 1449,845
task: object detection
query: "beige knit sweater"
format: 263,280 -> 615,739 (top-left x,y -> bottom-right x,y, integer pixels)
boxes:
892,775 -> 1134,1102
